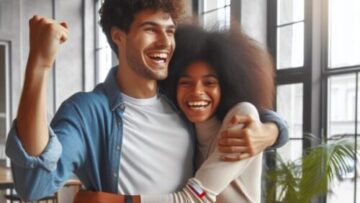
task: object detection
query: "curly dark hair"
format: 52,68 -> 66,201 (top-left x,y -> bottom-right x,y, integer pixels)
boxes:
159,23 -> 275,121
99,0 -> 185,55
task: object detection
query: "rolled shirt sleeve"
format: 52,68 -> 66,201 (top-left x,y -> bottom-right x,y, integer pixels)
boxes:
5,121 -> 62,172
260,109 -> 289,149
4,99 -> 87,201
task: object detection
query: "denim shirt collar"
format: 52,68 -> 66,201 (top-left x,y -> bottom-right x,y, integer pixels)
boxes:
102,66 -> 125,111
102,66 -> 184,117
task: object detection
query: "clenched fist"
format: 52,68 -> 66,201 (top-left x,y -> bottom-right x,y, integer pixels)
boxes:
28,15 -> 68,69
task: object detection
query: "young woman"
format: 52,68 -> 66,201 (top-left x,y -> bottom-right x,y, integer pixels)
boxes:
138,24 -> 277,203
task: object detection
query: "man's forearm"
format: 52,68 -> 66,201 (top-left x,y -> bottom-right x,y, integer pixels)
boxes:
17,57 -> 50,156
261,109 -> 289,149
262,122 -> 278,147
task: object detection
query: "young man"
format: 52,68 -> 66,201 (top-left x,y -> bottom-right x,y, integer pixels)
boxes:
6,0 -> 288,201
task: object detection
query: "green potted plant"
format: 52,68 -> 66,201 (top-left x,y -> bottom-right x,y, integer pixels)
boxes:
265,136 -> 357,203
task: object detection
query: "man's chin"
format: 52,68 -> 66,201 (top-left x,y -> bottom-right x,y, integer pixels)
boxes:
156,74 -> 168,80
152,70 -> 168,80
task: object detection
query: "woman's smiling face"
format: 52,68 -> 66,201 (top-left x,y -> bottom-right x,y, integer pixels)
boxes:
176,61 -> 221,123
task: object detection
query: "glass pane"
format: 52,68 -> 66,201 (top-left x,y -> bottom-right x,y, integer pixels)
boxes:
328,141 -> 357,203
277,0 -> 304,25
96,1 -> 112,83
329,0 -> 360,68
327,74 -> 356,137
204,0 -> 230,12
277,23 -> 304,69
0,45 -> 4,113
277,140 -> 303,162
276,84 -> 303,139
203,7 -> 231,29
0,45 -> 6,161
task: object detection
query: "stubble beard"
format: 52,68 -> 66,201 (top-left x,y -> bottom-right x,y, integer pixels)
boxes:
126,48 -> 168,81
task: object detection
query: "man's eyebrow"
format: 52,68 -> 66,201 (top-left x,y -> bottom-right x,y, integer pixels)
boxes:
140,21 -> 176,29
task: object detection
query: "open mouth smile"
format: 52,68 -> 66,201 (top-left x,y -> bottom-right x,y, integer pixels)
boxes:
147,52 -> 169,64
187,101 -> 211,110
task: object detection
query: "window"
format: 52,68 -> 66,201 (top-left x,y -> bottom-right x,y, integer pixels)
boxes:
276,84 -> 304,161
326,0 -> 360,202
203,0 -> 231,28
196,0 -> 235,29
269,2 -> 306,185
95,0 -> 113,83
0,42 -> 9,166
268,0 -> 360,202
276,0 -> 304,69
328,0 -> 360,68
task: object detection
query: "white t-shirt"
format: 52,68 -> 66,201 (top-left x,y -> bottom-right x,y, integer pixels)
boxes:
118,93 -> 193,195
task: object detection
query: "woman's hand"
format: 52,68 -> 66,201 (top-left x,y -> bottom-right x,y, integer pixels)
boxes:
218,114 -> 279,161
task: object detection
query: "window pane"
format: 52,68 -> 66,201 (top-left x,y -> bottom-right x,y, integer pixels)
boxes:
276,84 -> 303,139
0,45 -> 6,161
277,23 -> 304,69
96,1 -> 112,83
204,0 -> 230,12
97,32 -> 112,82
0,45 -> 4,114
277,0 -> 304,25
277,140 -> 303,162
203,7 -> 230,29
327,141 -> 356,203
329,0 -> 360,68
328,74 -> 356,137
327,74 -> 359,203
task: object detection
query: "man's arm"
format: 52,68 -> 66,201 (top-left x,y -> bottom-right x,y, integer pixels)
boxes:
17,15 -> 68,156
218,110 -> 288,161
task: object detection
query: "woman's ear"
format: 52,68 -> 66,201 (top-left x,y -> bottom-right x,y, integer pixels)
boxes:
111,27 -> 125,46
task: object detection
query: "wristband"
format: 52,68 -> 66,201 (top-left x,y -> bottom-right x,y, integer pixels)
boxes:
187,179 -> 207,199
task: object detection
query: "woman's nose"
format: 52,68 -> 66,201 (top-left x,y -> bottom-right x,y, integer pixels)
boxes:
193,82 -> 205,93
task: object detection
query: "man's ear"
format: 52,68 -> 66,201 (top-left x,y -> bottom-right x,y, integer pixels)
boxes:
111,27 -> 125,46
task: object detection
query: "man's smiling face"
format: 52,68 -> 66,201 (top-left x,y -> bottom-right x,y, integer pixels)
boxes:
124,9 -> 176,80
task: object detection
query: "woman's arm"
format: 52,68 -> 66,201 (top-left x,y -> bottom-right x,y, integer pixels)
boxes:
140,102 -> 262,203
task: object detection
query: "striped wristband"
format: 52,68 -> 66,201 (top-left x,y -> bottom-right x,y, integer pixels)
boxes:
187,179 -> 207,199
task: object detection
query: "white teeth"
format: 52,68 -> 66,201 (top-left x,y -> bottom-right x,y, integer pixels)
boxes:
148,53 -> 168,61
187,101 -> 210,109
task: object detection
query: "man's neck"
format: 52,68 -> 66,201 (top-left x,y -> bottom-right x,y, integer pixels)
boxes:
116,65 -> 158,99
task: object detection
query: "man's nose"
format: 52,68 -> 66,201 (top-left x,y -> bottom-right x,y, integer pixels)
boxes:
155,31 -> 172,48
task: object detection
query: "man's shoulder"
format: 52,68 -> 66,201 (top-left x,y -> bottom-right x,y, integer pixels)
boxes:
62,85 -> 109,111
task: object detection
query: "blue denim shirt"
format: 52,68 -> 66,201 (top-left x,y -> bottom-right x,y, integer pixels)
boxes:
6,67 -> 288,201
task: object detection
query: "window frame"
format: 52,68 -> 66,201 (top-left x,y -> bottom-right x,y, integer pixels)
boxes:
0,41 -> 11,166
268,0 -> 360,202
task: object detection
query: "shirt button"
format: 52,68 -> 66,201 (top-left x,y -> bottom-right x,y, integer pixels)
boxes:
119,104 -> 125,111
113,173 -> 117,178
116,145 -> 121,150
